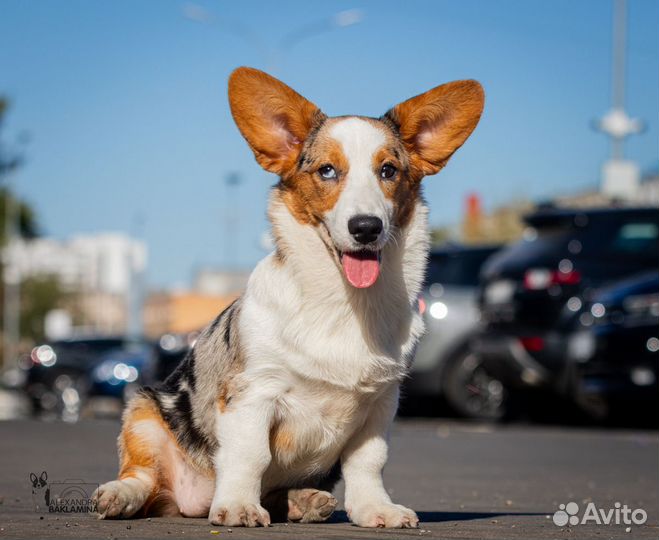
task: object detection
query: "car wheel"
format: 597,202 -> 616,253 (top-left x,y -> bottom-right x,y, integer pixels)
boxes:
442,347 -> 508,421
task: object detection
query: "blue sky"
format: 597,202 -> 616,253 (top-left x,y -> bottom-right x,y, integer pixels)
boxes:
1,0 -> 657,288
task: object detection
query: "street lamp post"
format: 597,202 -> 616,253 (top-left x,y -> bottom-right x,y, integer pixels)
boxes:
270,9 -> 364,73
182,4 -> 364,73
593,0 -> 644,200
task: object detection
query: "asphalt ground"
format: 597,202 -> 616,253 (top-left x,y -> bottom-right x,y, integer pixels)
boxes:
0,419 -> 657,540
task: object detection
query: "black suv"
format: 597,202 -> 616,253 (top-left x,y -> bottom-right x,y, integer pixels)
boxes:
566,271 -> 659,419
475,207 -> 659,415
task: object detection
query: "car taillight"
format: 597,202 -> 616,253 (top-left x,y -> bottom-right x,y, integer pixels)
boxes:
30,345 -> 57,367
519,336 -> 545,352
555,269 -> 581,285
523,268 -> 581,290
418,296 -> 426,315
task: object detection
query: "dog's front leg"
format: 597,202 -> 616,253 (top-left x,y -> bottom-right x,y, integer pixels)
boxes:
208,402 -> 272,527
342,384 -> 419,528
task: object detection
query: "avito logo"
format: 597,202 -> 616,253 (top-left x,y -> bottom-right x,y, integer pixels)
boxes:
553,501 -> 647,527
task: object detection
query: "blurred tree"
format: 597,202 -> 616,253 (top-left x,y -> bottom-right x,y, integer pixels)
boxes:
1,97 -> 59,353
430,226 -> 454,246
0,97 -> 38,242
0,187 -> 39,242
19,276 -> 66,343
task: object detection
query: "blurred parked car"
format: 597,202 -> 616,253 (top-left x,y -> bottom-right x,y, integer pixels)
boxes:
24,336 -> 155,419
404,244 -> 503,419
566,271 -> 659,419
153,331 -> 199,382
90,342 -> 157,400
476,206 -> 659,418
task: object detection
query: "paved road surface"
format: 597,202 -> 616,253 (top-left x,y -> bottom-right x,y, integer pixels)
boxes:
0,419 -> 657,539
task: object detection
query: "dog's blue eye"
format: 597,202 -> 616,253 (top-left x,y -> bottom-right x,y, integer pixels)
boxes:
380,164 -> 397,179
318,165 -> 337,180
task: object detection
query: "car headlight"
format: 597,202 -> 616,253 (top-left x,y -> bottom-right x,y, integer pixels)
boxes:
624,293 -> 659,318
31,345 -> 57,367
568,330 -> 596,362
94,361 -> 139,384
429,301 -> 448,320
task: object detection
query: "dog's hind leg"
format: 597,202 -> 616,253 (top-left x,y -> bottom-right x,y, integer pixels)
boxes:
262,488 -> 337,523
94,394 -> 177,519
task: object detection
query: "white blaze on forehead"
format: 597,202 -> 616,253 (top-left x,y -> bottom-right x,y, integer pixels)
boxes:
325,117 -> 393,251
329,117 -> 386,168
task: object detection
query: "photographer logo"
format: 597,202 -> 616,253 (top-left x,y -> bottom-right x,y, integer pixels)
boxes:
30,471 -> 98,513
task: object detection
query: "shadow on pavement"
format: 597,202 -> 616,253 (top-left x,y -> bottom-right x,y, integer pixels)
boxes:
417,511 -> 548,522
327,510 -> 548,524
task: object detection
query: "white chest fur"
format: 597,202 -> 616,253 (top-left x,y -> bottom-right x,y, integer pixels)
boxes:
235,196 -> 429,486
241,196 -> 429,388
264,378 -> 373,487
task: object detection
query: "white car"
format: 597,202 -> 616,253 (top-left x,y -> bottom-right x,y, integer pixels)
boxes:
403,245 -> 506,420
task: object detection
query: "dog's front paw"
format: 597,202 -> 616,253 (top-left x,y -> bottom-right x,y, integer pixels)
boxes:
347,502 -> 418,528
208,500 -> 271,527
93,480 -> 141,519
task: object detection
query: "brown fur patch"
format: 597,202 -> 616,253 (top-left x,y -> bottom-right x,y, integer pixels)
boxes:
142,489 -> 180,517
385,80 -> 484,176
278,125 -> 350,226
119,398 -> 168,477
217,395 -> 228,413
217,381 -> 235,413
270,422 -> 296,457
278,115 -> 422,230
228,67 -> 326,176
369,125 -> 419,228
229,67 -> 483,237
117,396 -> 179,517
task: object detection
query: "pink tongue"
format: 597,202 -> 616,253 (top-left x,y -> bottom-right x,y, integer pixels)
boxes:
341,251 -> 381,288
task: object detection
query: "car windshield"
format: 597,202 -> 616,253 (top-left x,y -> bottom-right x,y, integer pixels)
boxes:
591,221 -> 659,258
50,339 -> 136,366
426,249 -> 496,287
499,226 -> 572,263
501,213 -> 659,267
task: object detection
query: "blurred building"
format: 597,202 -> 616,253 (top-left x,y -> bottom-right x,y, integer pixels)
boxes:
552,171 -> 659,209
143,268 -> 249,338
460,193 -> 533,245
637,173 -> 659,203
193,268 -> 250,296
143,291 -> 237,338
456,171 -> 659,248
7,233 -> 147,336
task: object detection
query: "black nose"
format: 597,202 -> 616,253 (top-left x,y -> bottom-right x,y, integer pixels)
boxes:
348,215 -> 383,245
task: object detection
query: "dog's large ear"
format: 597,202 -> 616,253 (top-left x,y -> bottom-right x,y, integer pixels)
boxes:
228,67 -> 326,176
384,80 -> 484,177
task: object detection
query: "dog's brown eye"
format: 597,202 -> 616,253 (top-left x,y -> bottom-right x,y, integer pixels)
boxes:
380,164 -> 397,179
318,165 -> 337,180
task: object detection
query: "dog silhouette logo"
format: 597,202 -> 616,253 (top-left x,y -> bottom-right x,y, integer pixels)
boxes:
29,472 -> 98,513
30,471 -> 50,511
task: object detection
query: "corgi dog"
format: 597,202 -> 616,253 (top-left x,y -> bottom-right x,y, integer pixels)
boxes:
93,67 -> 483,528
